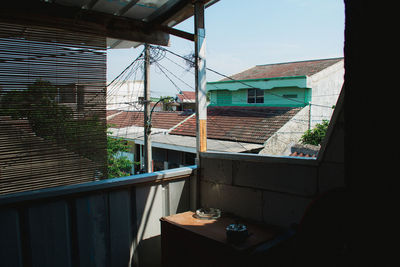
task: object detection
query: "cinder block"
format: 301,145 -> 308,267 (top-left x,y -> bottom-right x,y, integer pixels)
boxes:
318,162 -> 345,193
200,181 -> 263,221
233,161 -> 318,196
262,190 -> 312,228
201,157 -> 233,185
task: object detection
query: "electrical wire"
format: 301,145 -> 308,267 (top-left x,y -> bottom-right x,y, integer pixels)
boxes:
152,45 -> 336,109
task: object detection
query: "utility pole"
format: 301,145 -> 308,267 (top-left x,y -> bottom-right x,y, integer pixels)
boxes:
143,44 -> 152,173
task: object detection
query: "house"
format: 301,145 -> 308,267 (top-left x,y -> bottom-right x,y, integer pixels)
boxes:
107,104 -> 305,172
206,58 -> 344,155
107,80 -> 144,111
107,109 -> 265,173
176,90 -> 196,111
207,58 -> 343,120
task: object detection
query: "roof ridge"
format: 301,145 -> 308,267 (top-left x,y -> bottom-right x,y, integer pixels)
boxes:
255,57 -> 343,67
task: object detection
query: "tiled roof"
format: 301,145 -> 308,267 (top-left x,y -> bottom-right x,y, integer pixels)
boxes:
289,151 -> 317,158
289,144 -> 320,158
106,110 -> 122,118
223,58 -> 343,81
107,111 -> 193,129
170,106 -> 301,144
177,91 -> 195,102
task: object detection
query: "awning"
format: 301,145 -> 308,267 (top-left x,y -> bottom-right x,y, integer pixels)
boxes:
207,76 -> 308,91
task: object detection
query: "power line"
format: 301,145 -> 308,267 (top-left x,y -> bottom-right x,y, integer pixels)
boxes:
155,61 -> 194,90
152,45 -> 337,109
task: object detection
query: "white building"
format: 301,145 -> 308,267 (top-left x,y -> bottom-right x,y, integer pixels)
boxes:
107,80 -> 144,111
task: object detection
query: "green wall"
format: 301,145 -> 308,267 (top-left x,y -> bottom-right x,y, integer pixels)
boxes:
207,76 -> 310,107
209,87 -> 310,107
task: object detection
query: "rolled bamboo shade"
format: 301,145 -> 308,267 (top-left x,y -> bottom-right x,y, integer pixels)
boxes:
0,22 -> 107,195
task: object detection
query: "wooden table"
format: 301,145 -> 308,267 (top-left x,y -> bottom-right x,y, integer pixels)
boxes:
160,211 -> 280,267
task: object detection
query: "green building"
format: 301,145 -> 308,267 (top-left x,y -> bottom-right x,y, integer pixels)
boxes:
207,58 -> 344,108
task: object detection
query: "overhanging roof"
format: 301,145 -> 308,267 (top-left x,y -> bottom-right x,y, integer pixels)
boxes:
1,0 -> 219,48
109,127 -> 264,153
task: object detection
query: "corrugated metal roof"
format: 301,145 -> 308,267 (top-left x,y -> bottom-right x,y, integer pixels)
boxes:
52,0 -> 218,48
1,0 -> 218,48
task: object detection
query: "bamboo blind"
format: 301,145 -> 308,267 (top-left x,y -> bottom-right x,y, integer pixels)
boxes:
0,22 -> 107,195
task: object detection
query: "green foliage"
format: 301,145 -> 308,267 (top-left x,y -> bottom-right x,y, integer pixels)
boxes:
300,120 -> 330,146
107,128 -> 137,178
0,79 -> 139,179
159,96 -> 174,111
0,79 -> 107,177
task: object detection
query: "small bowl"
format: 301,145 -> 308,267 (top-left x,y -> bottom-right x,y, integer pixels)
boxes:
226,223 -> 249,244
195,208 -> 221,220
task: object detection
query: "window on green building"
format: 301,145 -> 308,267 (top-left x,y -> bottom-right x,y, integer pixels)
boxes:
248,88 -> 264,103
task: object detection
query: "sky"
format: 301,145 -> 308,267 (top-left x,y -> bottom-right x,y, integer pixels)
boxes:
106,0 -> 345,98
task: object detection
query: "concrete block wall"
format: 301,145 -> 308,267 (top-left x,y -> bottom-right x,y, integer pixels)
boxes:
199,86 -> 345,228
307,60 -> 344,127
199,153 -> 345,227
315,89 -> 345,193
199,154 -> 317,228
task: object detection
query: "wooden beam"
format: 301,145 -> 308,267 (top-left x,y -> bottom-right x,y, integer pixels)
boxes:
0,1 -> 169,46
158,25 -> 195,41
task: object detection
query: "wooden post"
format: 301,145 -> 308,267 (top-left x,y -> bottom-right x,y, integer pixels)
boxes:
144,44 -> 152,173
192,0 -> 207,211
194,0 -> 207,156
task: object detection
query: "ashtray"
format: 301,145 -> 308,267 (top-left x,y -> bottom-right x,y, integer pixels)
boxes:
194,208 -> 221,220
226,223 -> 249,244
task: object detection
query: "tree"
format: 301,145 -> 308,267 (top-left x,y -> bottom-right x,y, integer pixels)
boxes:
107,128 -> 139,178
1,79 -> 139,179
300,120 -> 330,146
158,96 -> 175,111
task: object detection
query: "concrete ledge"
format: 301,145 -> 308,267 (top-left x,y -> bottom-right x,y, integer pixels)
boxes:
201,151 -> 318,166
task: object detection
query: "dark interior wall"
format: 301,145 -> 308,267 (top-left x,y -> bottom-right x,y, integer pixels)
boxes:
344,1 -> 394,264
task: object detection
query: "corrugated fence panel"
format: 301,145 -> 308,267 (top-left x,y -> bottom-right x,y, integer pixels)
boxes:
0,168 -> 195,267
109,189 -> 134,267
75,193 -> 109,267
28,201 -> 72,267
0,208 -> 23,267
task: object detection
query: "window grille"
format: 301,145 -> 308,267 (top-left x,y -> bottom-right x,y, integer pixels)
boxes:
247,88 -> 264,103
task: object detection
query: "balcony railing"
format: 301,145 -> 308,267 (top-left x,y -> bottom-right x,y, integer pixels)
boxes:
0,166 -> 196,267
